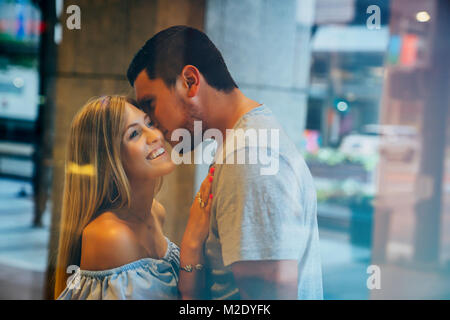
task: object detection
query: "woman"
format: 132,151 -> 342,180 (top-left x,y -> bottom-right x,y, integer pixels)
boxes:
55,95 -> 213,299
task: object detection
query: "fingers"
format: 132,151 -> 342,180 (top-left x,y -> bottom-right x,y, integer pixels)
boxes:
200,166 -> 215,207
205,166 -> 214,198
204,192 -> 213,216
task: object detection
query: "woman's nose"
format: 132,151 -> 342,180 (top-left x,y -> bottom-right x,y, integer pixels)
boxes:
145,126 -> 163,144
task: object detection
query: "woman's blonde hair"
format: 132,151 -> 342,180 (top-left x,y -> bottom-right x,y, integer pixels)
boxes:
54,95 -> 134,298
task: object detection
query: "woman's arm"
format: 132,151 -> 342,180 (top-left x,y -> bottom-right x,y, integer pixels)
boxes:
178,167 -> 214,299
178,236 -> 207,299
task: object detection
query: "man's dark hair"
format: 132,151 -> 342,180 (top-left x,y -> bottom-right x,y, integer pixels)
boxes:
127,25 -> 238,92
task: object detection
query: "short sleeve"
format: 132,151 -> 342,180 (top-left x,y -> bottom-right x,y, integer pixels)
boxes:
214,147 -> 308,266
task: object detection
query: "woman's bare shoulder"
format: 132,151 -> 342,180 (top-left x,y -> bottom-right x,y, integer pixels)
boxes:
80,212 -> 143,270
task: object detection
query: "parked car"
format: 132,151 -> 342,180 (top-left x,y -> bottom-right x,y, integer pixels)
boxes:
339,124 -> 419,162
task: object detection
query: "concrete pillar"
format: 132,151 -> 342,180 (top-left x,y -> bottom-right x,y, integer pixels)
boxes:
204,0 -> 314,145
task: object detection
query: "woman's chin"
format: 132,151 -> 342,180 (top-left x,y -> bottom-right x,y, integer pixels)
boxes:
162,161 -> 176,176
150,161 -> 176,178
129,159 -> 176,182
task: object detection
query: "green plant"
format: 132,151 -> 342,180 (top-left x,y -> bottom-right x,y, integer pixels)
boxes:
315,179 -> 375,207
303,148 -> 379,171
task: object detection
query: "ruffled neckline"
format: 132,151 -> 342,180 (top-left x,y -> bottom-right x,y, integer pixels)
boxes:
78,236 -> 179,278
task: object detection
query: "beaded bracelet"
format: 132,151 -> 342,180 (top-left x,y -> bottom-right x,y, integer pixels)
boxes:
180,264 -> 204,272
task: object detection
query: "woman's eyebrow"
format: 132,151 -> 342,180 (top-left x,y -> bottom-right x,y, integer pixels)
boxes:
123,123 -> 139,138
125,122 -> 139,131
124,115 -> 150,135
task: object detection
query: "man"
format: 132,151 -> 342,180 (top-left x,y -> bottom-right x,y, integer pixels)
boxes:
127,25 -> 323,299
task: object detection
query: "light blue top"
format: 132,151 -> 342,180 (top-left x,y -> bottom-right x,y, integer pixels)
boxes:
58,237 -> 180,300
205,105 -> 323,300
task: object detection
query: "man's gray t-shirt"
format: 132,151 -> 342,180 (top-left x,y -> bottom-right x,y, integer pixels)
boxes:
204,105 -> 323,300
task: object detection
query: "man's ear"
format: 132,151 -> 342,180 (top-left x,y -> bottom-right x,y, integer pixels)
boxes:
181,65 -> 200,98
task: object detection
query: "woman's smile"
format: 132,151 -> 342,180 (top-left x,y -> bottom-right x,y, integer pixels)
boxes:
147,147 -> 167,161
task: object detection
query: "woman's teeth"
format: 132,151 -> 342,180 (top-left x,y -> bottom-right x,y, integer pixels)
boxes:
149,147 -> 165,160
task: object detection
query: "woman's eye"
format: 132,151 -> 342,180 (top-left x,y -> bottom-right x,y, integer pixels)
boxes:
146,120 -> 154,128
129,130 -> 139,139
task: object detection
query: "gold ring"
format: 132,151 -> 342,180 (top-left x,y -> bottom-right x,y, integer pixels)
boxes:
197,193 -> 206,208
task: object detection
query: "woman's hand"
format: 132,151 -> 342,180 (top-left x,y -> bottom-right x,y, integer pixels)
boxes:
182,166 -> 215,249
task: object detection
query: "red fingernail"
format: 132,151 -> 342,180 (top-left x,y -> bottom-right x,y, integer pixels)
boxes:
210,194 -> 213,199
210,167 -> 215,174
209,176 -> 213,182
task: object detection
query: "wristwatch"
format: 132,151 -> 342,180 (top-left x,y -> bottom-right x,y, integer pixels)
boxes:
180,264 -> 204,272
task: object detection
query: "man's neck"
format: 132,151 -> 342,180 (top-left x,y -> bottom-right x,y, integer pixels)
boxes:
207,88 -> 261,137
